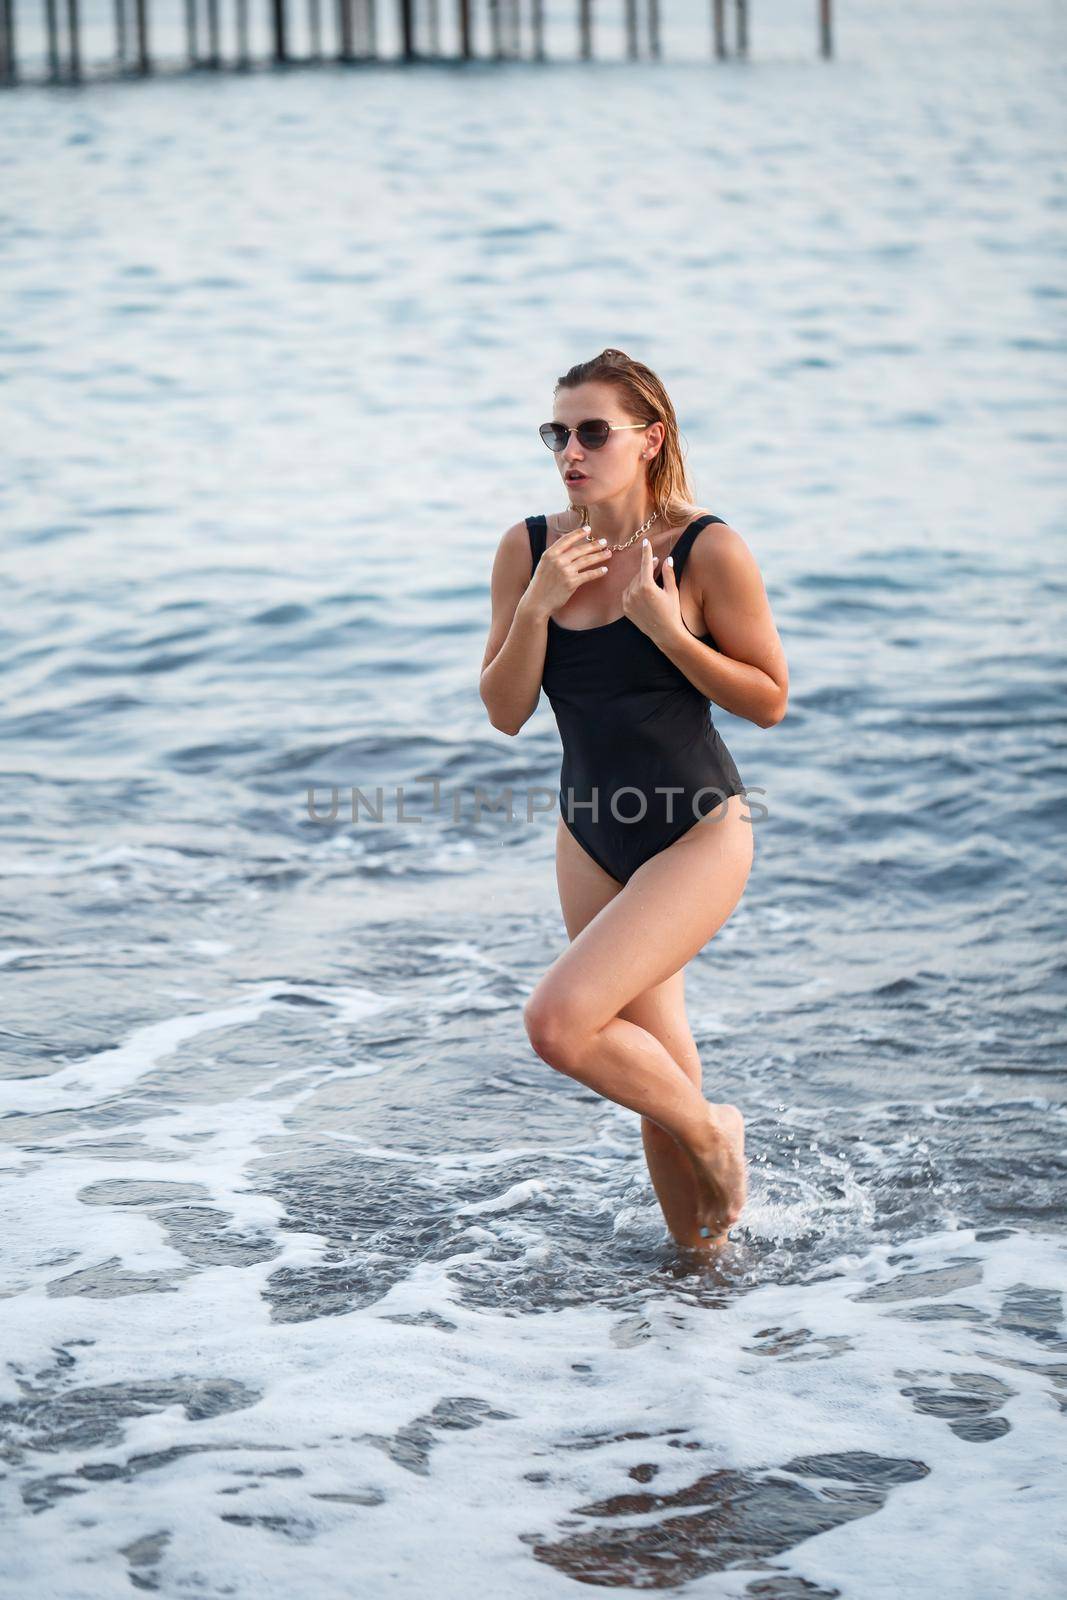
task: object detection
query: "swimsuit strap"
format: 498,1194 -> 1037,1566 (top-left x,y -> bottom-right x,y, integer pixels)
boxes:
526,513 -> 548,574
666,514 -> 725,583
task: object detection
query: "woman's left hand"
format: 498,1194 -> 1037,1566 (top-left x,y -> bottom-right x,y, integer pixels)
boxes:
622,539 -> 682,643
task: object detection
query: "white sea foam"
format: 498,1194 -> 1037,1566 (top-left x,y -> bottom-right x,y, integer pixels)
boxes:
2,1165 -> 1064,1599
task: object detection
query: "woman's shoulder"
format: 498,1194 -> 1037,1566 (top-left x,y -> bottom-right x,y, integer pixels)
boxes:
685,512 -> 754,587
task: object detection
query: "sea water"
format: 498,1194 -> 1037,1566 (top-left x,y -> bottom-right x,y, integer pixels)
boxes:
1,1 -> 1065,1594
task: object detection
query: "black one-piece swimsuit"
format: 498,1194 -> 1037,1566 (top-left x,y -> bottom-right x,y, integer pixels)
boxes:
526,512 -> 746,887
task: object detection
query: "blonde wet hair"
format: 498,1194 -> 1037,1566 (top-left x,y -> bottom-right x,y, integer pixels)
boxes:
554,347 -> 699,529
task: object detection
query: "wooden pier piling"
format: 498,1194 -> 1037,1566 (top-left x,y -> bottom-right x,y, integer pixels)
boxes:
270,0 -> 286,63
43,0 -> 59,78
399,0 -> 414,60
65,0 -> 80,80
206,0 -> 219,67
134,0 -> 147,72
0,0 -> 834,88
0,0 -> 15,86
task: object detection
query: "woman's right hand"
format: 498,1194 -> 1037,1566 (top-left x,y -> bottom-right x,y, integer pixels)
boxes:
524,525 -> 613,620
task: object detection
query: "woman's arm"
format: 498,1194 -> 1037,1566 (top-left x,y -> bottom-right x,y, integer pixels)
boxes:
656,521 -> 788,728
478,522 -> 551,736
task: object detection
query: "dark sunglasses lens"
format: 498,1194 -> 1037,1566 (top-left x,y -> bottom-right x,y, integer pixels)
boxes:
577,421 -> 611,449
539,423 -> 568,451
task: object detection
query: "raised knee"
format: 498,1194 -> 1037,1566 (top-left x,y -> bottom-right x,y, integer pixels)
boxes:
523,990 -> 584,1069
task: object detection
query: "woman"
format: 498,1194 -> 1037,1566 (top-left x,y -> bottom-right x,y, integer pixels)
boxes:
479,349 -> 788,1250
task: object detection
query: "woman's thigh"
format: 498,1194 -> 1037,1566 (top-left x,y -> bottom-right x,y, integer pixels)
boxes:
554,812 -> 622,941
538,795 -> 753,1039
555,816 -> 698,1081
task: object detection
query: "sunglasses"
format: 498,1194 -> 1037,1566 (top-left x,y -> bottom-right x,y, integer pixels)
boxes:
539,419 -> 651,452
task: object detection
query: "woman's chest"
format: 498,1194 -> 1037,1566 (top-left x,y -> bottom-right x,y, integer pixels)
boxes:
546,521 -> 708,638
550,574 -> 709,641
542,619 -> 699,704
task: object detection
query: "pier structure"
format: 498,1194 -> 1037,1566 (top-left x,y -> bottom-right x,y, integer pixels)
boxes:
0,1 -> 834,87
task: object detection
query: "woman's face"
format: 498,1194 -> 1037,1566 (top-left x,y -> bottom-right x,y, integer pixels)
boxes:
550,381 -> 661,505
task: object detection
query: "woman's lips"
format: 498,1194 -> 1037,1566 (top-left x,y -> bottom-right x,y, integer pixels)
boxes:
566,474 -> 589,485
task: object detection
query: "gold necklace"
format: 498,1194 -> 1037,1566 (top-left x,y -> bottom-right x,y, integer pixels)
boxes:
575,505 -> 659,553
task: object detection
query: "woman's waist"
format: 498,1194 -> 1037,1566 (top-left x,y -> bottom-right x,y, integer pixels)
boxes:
553,706 -> 720,757
558,728 -> 739,781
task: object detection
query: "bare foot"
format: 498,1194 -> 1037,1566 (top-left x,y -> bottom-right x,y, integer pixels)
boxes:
684,1103 -> 747,1248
